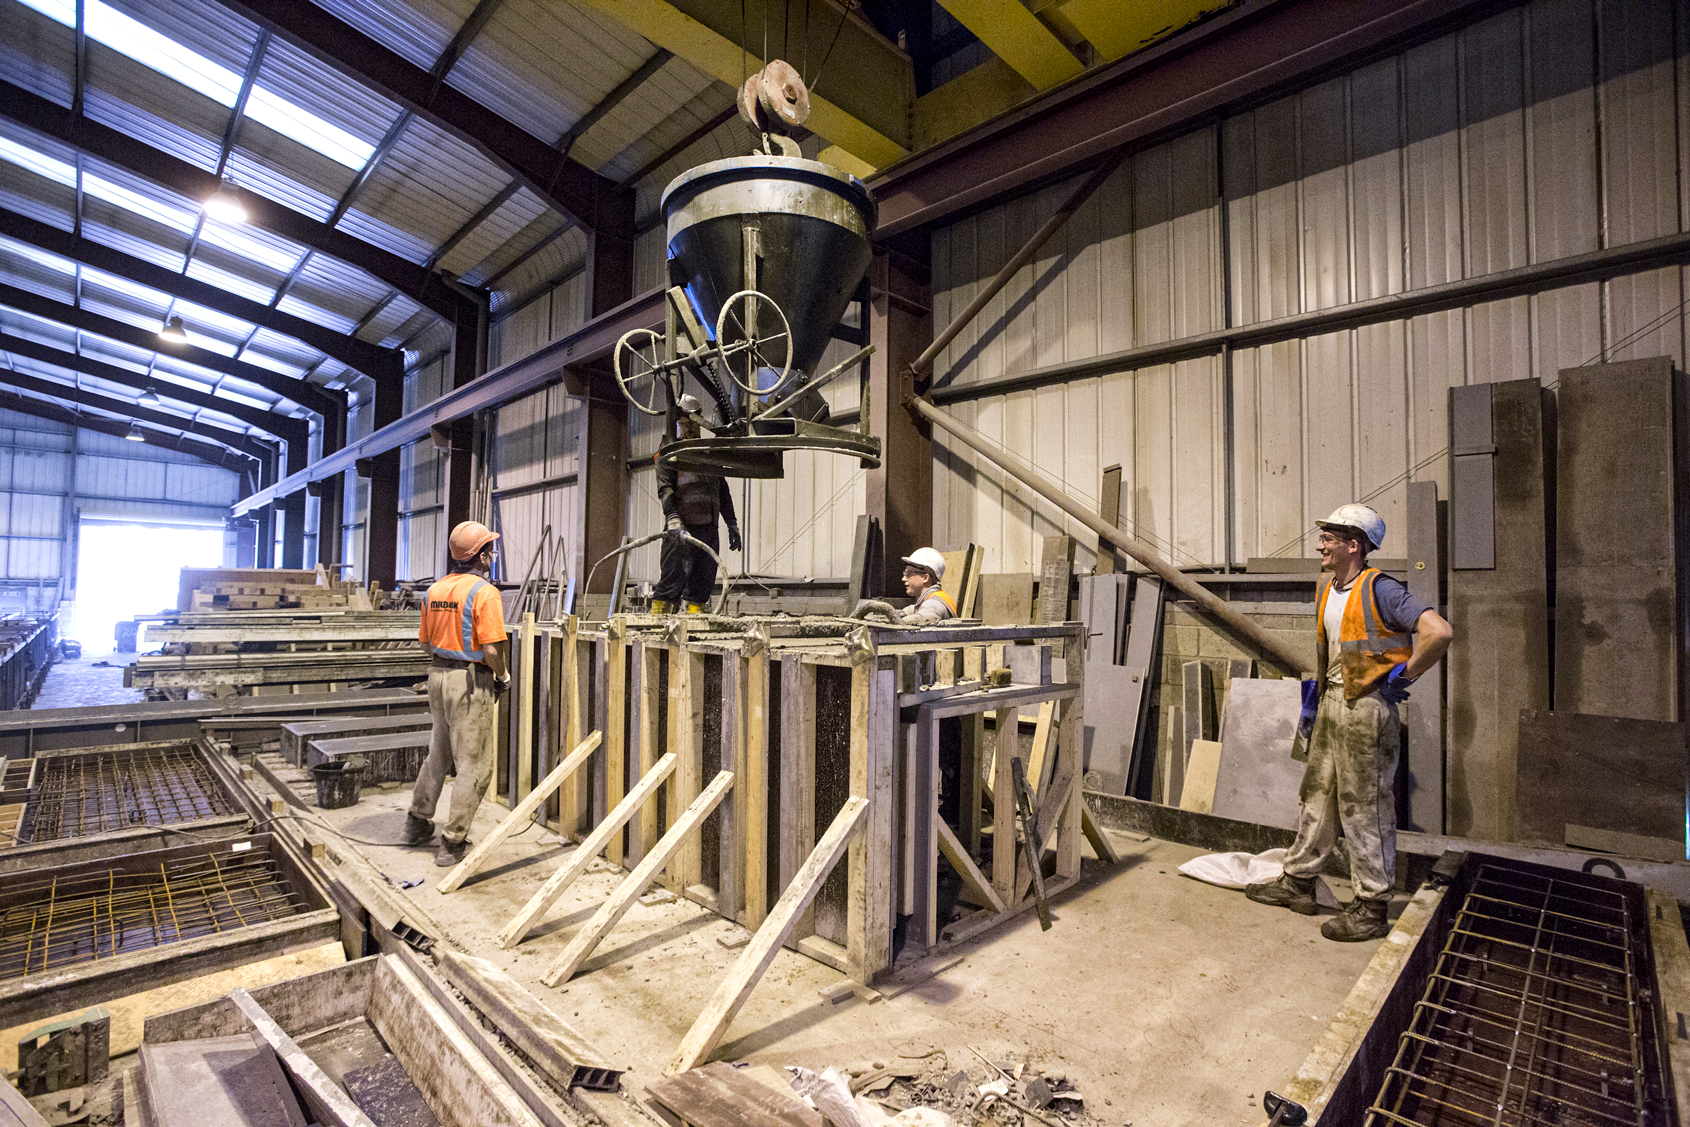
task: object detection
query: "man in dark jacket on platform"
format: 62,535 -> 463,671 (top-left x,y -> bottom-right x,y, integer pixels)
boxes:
652,394 -> 741,614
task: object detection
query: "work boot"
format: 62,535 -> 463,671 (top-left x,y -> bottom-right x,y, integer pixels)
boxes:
1245,872 -> 1318,915
401,814 -> 434,846
684,601 -> 706,614
650,599 -> 672,615
434,837 -> 470,867
1322,896 -> 1391,942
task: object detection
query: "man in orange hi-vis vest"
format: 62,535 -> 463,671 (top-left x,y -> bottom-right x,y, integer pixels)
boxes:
404,520 -> 511,866
1246,504 -> 1453,942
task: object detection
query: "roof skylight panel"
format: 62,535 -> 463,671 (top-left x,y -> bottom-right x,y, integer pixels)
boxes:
17,0 -> 375,169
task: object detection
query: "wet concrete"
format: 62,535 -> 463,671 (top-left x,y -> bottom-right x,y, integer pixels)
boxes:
317,788 -> 1396,1127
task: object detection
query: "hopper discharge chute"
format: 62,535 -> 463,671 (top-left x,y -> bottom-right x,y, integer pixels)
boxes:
614,153 -> 882,478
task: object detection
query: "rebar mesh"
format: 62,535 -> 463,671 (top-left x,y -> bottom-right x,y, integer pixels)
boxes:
1365,864 -> 1664,1126
0,846 -> 307,980
19,747 -> 235,843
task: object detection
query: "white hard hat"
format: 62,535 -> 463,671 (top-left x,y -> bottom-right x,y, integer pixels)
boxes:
900,547 -> 946,581
1316,504 -> 1386,553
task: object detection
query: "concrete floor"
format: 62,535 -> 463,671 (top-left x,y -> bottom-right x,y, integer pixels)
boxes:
313,787 -> 1398,1127
34,656 -> 145,709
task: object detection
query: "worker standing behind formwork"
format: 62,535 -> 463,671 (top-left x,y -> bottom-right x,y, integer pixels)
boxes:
899,548 -> 956,623
404,521 -> 511,866
653,394 -> 741,614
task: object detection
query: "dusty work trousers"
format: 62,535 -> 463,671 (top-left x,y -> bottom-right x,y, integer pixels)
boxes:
1282,682 -> 1400,901
653,521 -> 719,606
408,661 -> 497,845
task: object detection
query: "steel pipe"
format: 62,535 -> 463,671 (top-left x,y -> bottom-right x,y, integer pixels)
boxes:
907,395 -> 1310,674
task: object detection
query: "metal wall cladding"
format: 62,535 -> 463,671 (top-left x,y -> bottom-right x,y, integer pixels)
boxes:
0,0 -> 74,105
489,225 -> 588,313
492,483 -> 578,593
633,225 -> 666,296
627,111 -> 759,229
449,0 -> 654,147
491,384 -> 581,489
928,0 -> 1690,572
486,269 -> 585,370
405,353 -> 450,412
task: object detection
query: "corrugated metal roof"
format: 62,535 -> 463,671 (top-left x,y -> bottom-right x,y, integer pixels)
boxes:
79,216 -> 188,272
242,326 -> 319,371
183,254 -> 285,306
284,253 -> 391,325
623,99 -> 756,225
572,55 -> 721,174
462,209 -> 560,288
255,34 -> 404,156
0,0 -> 75,106
350,116 -> 509,254
486,223 -> 586,310
314,0 -> 473,74
0,238 -> 76,302
224,141 -> 348,222
434,184 -> 547,278
448,0 -> 652,145
335,203 -> 433,264
114,0 -> 262,80
83,43 -> 226,173
0,306 -> 79,352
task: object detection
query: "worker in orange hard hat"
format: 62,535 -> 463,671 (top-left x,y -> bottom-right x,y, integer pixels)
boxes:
404,520 -> 511,866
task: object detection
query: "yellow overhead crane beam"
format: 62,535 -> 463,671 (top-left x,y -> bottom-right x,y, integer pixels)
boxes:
935,0 -> 1084,90
1058,0 -> 1233,63
577,0 -> 912,171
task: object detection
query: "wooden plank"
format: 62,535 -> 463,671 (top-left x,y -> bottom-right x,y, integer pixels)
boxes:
499,753 -> 679,949
605,618 -> 627,866
743,649 -> 769,926
1025,700 -> 1056,796
1015,738 -> 1078,903
936,816 -> 1004,914
1057,627 -> 1084,880
541,628 -> 562,831
846,661 -> 895,985
1178,738 -> 1224,814
991,708 -> 1018,904
1648,887 -> 1690,1127
666,797 -> 869,1075
229,988 -> 375,1127
778,656 -> 817,947
649,1062 -> 822,1127
1079,799 -> 1120,863
1096,464 -> 1123,574
562,615 -> 584,838
1035,535 -> 1075,623
543,771 -> 735,986
717,658 -> 745,922
517,613 -> 537,801
438,730 -> 604,894
634,641 -> 662,864
667,643 -> 704,891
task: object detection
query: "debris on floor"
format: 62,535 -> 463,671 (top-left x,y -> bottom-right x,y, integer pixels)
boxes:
650,1046 -> 1108,1127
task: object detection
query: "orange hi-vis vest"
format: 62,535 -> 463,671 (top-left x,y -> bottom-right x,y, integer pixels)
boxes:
1315,568 -> 1414,701
924,588 -> 958,617
421,572 -> 496,662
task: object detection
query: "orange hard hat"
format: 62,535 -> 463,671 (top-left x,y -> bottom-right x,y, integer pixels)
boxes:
448,520 -> 499,562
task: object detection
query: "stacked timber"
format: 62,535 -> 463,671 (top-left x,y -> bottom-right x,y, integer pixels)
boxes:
178,566 -> 375,612
128,606 -> 425,699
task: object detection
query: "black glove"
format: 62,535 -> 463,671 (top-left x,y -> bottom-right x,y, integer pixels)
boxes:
727,524 -> 742,552
664,514 -> 685,541
492,675 -> 510,698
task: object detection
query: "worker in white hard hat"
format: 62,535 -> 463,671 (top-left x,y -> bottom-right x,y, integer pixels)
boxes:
404,520 -> 510,866
652,394 -> 741,614
899,547 -> 956,624
1246,503 -> 1454,941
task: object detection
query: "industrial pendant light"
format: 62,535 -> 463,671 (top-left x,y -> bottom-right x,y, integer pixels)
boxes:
158,315 -> 189,344
124,421 -> 145,441
139,384 -> 161,406
203,181 -> 248,224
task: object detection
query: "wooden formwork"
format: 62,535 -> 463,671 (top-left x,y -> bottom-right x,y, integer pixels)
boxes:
478,614 -> 1105,1071
496,615 -> 1094,968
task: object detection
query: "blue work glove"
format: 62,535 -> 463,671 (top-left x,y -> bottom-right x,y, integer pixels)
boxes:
1378,662 -> 1415,705
727,524 -> 743,552
1297,679 -> 1320,740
